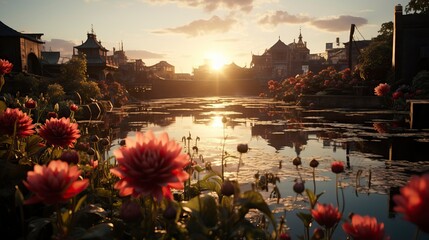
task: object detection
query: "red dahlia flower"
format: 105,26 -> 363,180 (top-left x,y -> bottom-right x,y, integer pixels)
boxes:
342,214 -> 387,240
110,131 -> 189,201
0,108 -> 35,137
23,160 -> 89,205
311,203 -> 342,229
38,117 -> 80,148
0,59 -> 13,75
394,174 -> 429,233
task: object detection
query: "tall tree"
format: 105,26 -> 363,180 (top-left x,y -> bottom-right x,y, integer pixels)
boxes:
58,53 -> 87,93
405,0 -> 429,14
358,22 -> 393,82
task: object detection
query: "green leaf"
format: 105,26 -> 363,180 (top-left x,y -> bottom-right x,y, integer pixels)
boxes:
183,194 -> 218,228
236,191 -> 276,230
27,218 -> 52,240
0,99 -> 6,114
296,211 -> 313,227
305,188 -> 324,209
194,171 -> 223,194
95,188 -> 111,198
78,223 -> 114,240
194,165 -> 205,172
25,135 -> 44,157
74,195 -> 87,213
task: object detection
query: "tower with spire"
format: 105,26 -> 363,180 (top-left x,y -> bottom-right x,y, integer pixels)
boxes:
251,29 -> 310,80
73,26 -> 118,80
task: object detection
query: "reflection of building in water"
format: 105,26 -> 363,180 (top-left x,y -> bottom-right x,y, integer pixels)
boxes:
251,124 -> 309,153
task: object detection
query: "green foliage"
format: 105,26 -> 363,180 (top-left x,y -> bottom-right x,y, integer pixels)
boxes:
58,54 -> 88,93
183,191 -> 276,239
46,83 -> 65,104
373,21 -> 393,42
412,70 -> 429,97
405,0 -> 429,13
78,81 -> 102,103
358,40 -> 392,82
3,73 -> 48,97
357,21 -> 394,83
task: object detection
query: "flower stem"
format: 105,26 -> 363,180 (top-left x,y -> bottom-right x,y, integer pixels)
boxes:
335,174 -> 339,208
312,168 -> 316,194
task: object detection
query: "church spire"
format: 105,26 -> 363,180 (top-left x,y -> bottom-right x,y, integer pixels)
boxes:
298,27 -> 303,43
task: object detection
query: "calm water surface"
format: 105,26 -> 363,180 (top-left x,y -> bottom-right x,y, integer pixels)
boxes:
107,96 -> 429,239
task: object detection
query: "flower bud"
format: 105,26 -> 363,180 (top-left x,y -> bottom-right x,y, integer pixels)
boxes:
237,144 -> 249,154
310,159 -> 319,168
292,157 -> 302,167
47,111 -> 58,119
99,138 -> 110,146
331,161 -> 344,174
87,148 -> 95,155
293,180 -> 305,194
89,135 -> 99,143
60,150 -> 80,165
25,99 -> 37,109
70,103 -> 78,112
279,232 -> 291,240
221,180 -> 235,196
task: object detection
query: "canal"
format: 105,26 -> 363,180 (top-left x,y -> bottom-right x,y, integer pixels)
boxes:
103,96 -> 429,239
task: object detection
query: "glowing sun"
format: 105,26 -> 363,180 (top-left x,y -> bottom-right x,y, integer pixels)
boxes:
207,52 -> 228,70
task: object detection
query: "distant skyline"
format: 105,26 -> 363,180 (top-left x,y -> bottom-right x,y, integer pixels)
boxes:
1,0 -> 409,73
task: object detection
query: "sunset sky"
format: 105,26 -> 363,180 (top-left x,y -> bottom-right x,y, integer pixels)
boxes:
1,0 -> 409,73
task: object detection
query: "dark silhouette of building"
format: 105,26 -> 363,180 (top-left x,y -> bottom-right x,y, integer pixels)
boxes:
0,21 -> 44,74
393,4 -> 429,83
250,31 -> 310,81
149,61 -> 175,80
73,29 -> 118,80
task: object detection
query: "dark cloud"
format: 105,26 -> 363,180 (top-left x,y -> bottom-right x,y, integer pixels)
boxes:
146,0 -> 253,12
258,11 -> 311,26
257,11 -> 368,32
125,50 -> 165,59
156,16 -> 237,37
310,15 -> 368,32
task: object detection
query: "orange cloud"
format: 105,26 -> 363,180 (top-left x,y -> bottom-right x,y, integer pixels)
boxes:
155,16 -> 237,37
146,0 -> 253,12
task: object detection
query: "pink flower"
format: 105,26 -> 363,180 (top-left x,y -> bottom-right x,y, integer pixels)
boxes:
392,91 -> 403,100
38,117 -> 80,148
331,161 -> 345,174
0,59 -> 13,75
110,131 -> 189,201
342,214 -> 387,240
374,83 -> 391,97
311,203 -> 341,229
394,174 -> 429,233
23,160 -> 89,205
0,108 -> 35,137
